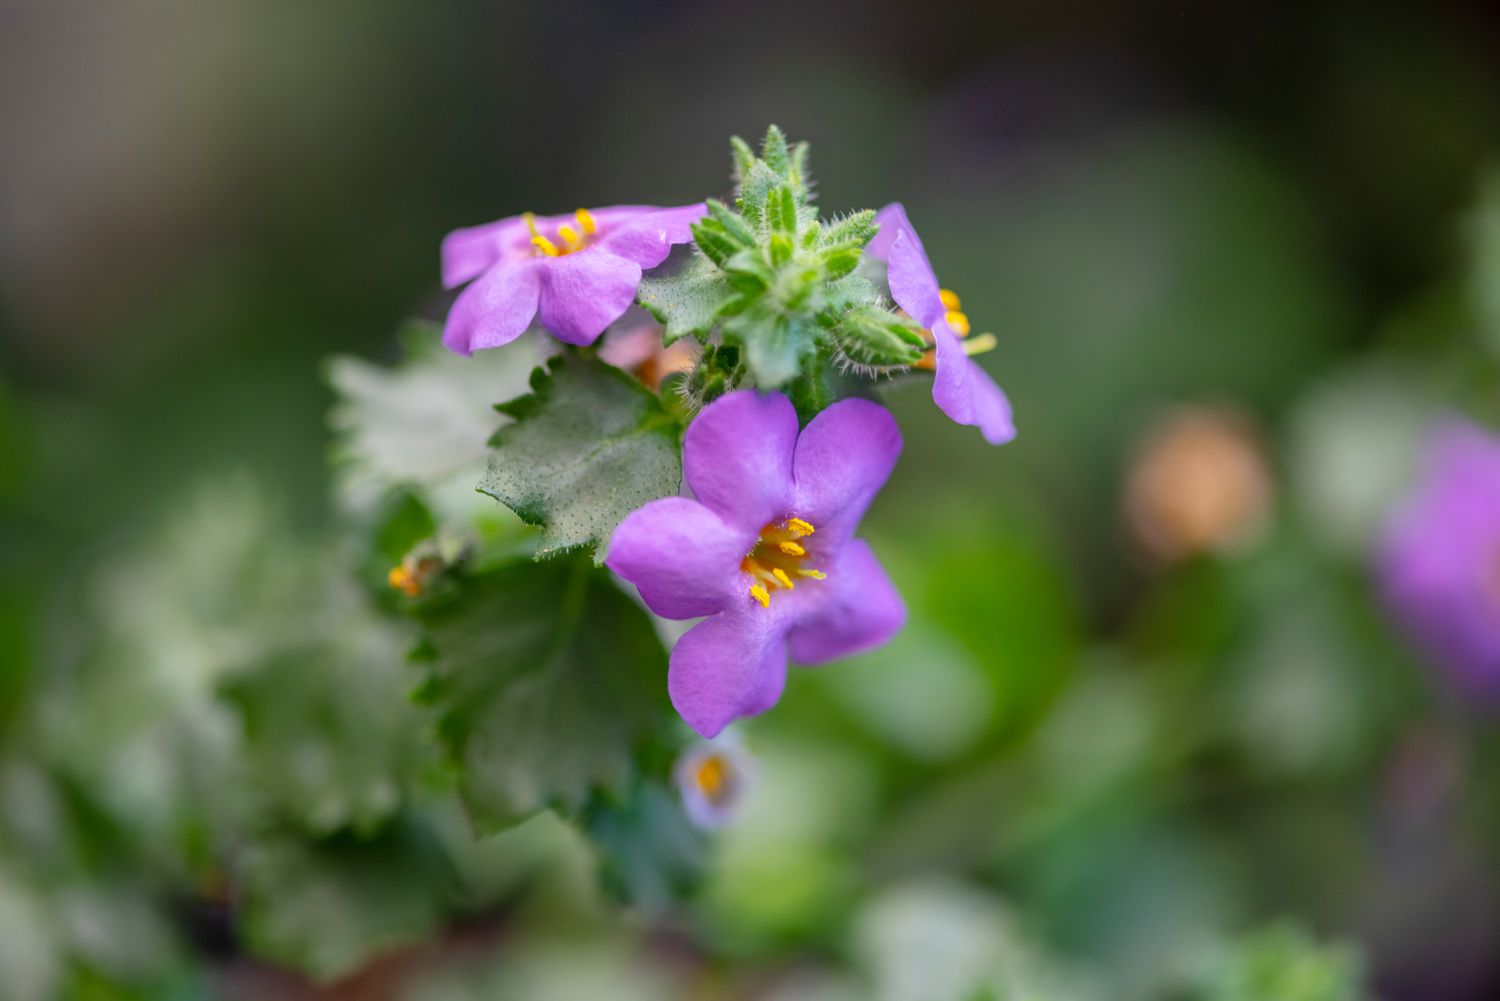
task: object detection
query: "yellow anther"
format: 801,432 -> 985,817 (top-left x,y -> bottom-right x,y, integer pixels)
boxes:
523,212 -> 561,256
696,756 -> 728,798
786,517 -> 815,537
797,568 -> 827,580
939,288 -> 962,310
962,332 -> 998,356
575,207 -> 597,235
945,310 -> 971,337
772,568 -> 795,589
388,566 -> 420,597
558,224 -> 581,247
749,584 -> 771,608
778,541 -> 806,557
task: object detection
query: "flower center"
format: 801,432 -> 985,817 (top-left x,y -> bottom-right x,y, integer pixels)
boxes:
523,208 -> 598,257
695,754 -> 731,803
914,287 -> 997,371
741,516 -> 825,608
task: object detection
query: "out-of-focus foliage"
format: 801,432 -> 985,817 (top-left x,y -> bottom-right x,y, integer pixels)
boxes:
5,4 -> 1500,999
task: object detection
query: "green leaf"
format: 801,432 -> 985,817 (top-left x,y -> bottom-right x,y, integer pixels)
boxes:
729,309 -> 818,388
761,124 -> 791,176
729,135 -> 756,183
237,822 -> 452,980
736,161 -> 783,228
220,616 -> 433,838
822,209 -> 877,249
414,558 -> 671,832
480,353 -> 682,563
767,185 -> 797,235
583,780 -> 707,913
326,321 -> 548,514
636,250 -> 734,345
706,198 -> 757,248
829,306 -> 927,368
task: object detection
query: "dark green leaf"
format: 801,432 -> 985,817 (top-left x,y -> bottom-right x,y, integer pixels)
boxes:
414,558 -> 670,832
480,353 -> 682,563
583,780 -> 707,913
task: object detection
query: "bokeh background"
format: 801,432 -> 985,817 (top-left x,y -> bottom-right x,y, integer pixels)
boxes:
4,1 -> 1500,999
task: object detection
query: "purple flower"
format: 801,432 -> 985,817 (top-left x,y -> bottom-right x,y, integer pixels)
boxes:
607,390 -> 907,737
441,203 -> 706,354
868,203 -> 1016,446
1380,421 -> 1500,700
674,735 -> 755,828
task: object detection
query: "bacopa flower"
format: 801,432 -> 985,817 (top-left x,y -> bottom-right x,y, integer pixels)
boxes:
867,203 -> 1016,446
1380,421 -> 1500,700
440,203 -> 706,354
674,735 -> 755,827
607,390 -> 906,737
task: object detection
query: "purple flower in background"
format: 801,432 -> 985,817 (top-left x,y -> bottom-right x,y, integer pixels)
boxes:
868,203 -> 1016,446
607,390 -> 906,737
674,735 -> 755,828
1381,421 -> 1500,700
441,203 -> 706,354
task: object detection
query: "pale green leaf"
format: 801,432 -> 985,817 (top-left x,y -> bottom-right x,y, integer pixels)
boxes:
479,353 -> 682,563
636,250 -> 733,345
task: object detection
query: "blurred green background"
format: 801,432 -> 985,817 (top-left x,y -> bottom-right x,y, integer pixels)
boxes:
3,1 -> 1500,999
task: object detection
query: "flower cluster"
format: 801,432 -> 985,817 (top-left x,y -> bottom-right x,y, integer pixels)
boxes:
437,127 -> 1017,740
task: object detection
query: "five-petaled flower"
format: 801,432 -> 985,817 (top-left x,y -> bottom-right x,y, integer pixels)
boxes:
441,203 -> 706,354
607,390 -> 907,737
1380,421 -> 1500,701
868,203 -> 1016,446
674,734 -> 755,828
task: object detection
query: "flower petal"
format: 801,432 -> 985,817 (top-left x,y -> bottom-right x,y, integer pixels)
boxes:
885,228 -> 945,327
867,202 -> 918,263
441,217 -> 528,289
788,539 -> 906,664
669,611 -> 789,738
606,497 -> 754,619
932,323 -> 1017,445
535,252 -> 643,345
684,390 -> 798,531
442,261 -> 542,355
791,398 -> 902,540
599,203 -> 708,269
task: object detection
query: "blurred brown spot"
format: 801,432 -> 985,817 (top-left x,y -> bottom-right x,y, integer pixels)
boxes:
1124,403 -> 1272,563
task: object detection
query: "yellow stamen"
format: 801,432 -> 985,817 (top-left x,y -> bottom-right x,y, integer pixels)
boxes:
750,584 -> 771,608
797,568 -> 827,580
696,755 -> 728,799
575,207 -> 597,235
939,288 -> 962,310
387,566 -> 421,597
778,541 -> 806,557
945,310 -> 971,337
772,568 -> 795,589
786,517 -> 815,537
962,332 -> 998,356
558,223 -> 582,248
523,211 -> 561,257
